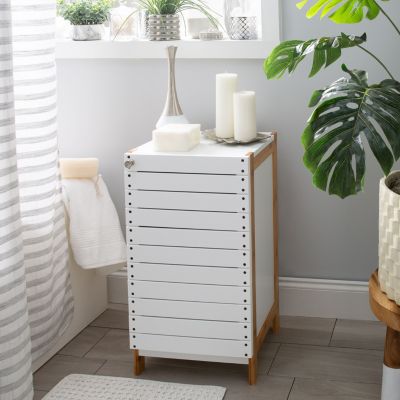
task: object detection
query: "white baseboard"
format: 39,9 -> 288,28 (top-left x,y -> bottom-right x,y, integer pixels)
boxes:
279,277 -> 374,321
108,272 -> 375,321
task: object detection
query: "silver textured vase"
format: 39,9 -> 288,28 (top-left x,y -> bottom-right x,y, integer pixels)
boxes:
72,24 -> 103,41
156,46 -> 188,128
229,16 -> 258,40
147,14 -> 180,41
224,0 -> 258,40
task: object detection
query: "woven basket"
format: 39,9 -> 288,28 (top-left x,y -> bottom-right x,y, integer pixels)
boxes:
379,171 -> 400,305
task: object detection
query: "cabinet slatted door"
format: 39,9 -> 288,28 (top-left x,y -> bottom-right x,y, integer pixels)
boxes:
127,228 -> 251,249
132,316 -> 250,340
131,334 -> 251,359
130,298 -> 251,322
126,209 -> 250,231
124,135 -> 279,385
129,264 -> 250,286
127,245 -> 250,268
125,171 -> 250,194
128,280 -> 251,304
125,191 -> 249,213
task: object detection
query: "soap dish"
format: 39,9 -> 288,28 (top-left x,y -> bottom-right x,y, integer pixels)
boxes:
202,129 -> 272,145
199,30 -> 223,41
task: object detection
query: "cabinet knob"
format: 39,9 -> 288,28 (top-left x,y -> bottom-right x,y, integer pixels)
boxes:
124,160 -> 135,169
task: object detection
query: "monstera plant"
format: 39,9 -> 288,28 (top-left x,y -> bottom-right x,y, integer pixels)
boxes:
265,1 -> 400,306
265,0 -> 400,199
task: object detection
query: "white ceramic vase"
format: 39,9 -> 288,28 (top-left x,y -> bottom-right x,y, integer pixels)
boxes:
156,46 -> 187,128
379,171 -> 400,305
72,24 -> 103,41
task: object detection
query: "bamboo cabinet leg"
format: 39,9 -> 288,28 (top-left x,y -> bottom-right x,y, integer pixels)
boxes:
272,134 -> 280,337
133,350 -> 145,376
272,313 -> 280,335
248,356 -> 257,385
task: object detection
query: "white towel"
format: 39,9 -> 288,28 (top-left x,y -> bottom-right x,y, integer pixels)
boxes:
62,175 -> 126,270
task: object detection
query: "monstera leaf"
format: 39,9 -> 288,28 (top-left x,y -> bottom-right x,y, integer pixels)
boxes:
303,65 -> 400,198
264,33 -> 366,79
296,0 -> 386,23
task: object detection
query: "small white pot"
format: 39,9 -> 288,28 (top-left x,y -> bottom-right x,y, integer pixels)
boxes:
72,24 -> 104,41
379,171 -> 400,305
187,18 -> 212,39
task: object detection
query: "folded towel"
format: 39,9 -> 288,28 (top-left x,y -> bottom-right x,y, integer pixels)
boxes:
62,175 -> 126,270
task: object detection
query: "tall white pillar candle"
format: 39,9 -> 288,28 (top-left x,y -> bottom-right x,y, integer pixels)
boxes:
234,91 -> 257,142
216,73 -> 238,138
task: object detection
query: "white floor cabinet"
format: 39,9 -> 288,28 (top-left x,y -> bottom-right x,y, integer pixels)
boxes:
124,133 -> 279,384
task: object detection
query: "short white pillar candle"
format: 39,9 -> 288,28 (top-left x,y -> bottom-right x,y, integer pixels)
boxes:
233,91 -> 257,142
216,73 -> 238,139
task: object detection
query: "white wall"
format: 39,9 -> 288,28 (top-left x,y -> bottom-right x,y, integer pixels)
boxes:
57,0 -> 400,281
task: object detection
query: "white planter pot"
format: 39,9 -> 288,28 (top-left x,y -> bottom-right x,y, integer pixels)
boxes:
72,24 -> 103,41
379,171 -> 400,305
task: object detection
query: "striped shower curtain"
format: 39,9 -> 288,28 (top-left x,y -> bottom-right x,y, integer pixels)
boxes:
0,0 -> 73,399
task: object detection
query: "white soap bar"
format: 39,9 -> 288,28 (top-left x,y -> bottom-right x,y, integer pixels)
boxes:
152,124 -> 201,152
60,158 -> 99,179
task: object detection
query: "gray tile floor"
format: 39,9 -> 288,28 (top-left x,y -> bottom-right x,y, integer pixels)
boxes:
33,310 -> 386,400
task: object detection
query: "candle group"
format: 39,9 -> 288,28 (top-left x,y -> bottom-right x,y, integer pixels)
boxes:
215,73 -> 257,142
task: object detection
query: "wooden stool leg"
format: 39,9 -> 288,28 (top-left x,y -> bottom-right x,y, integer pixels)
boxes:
133,350 -> 145,376
384,328 -> 400,369
381,328 -> 400,400
248,356 -> 257,385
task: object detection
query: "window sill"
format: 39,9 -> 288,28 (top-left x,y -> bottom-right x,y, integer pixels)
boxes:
55,38 -> 278,60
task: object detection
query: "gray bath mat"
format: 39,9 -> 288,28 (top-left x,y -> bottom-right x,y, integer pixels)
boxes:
43,374 -> 226,400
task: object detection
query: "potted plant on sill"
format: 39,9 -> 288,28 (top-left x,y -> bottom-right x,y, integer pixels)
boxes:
58,0 -> 112,41
264,1 -> 400,305
137,0 -> 219,41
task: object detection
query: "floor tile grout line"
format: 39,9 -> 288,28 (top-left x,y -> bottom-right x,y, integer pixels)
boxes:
286,377 -> 296,400
288,376 -> 383,386
268,340 -> 383,353
90,325 -> 129,331
269,339 -> 336,347
80,327 -> 112,359
328,319 -> 338,346
39,311 -> 384,395
267,370 -> 382,386
94,359 -> 108,375
266,342 -> 281,375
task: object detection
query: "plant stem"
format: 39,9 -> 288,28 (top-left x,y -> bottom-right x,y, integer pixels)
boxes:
112,10 -> 138,41
377,3 -> 400,37
357,44 -> 395,79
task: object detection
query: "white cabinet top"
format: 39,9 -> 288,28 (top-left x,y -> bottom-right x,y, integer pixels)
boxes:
129,134 -> 274,158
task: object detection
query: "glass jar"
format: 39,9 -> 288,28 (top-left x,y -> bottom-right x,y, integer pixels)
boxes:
137,10 -> 149,39
224,0 -> 258,40
110,1 -> 137,41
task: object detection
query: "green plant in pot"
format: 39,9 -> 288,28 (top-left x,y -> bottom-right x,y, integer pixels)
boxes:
264,1 -> 400,305
137,0 -> 219,41
58,0 -> 112,40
